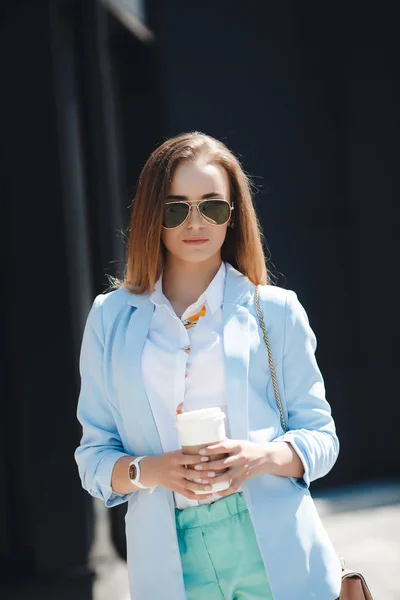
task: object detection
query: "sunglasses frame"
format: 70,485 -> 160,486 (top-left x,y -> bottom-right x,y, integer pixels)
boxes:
162,199 -> 234,230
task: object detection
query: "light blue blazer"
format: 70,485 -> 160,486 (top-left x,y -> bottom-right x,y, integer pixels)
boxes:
74,263 -> 342,600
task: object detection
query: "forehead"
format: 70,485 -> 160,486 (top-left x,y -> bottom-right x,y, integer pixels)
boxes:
169,161 -> 229,197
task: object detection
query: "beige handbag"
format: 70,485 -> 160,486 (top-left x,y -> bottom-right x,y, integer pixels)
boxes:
254,287 -> 374,600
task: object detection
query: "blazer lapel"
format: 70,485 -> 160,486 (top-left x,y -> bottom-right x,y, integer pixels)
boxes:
120,298 -> 163,456
222,264 -> 253,441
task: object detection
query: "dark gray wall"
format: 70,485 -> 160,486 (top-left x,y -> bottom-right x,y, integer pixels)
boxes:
147,0 -> 400,487
0,0 -> 160,595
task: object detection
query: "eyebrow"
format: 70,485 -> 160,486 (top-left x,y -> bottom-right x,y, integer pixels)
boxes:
166,192 -> 225,200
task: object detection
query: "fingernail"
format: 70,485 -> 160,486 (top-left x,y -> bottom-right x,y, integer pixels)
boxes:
200,456 -> 209,462
194,465 -> 202,471
207,472 -> 216,477
199,449 -> 206,455
204,486 -> 212,491
202,479 -> 209,484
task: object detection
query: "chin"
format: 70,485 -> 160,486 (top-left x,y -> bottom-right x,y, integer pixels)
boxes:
168,247 -> 222,265
182,252 -> 216,264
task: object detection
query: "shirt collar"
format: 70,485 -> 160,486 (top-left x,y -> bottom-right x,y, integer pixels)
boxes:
202,261 -> 226,314
150,277 -> 174,314
150,261 -> 227,316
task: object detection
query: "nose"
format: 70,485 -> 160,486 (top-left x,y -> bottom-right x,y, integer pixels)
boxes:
187,204 -> 205,229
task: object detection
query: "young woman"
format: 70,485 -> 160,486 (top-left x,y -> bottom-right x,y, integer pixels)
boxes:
74,132 -> 341,600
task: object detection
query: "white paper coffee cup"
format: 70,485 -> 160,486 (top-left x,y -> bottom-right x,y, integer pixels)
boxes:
176,407 -> 227,446
177,407 -> 230,495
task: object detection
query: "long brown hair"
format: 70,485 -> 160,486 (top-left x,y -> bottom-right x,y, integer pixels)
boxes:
122,132 -> 269,293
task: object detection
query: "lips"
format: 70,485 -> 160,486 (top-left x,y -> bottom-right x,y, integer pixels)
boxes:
183,238 -> 208,245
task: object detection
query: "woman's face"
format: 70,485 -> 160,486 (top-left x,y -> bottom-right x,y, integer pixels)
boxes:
161,160 -> 231,265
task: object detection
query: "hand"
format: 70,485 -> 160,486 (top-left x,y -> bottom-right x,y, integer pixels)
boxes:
140,451 -> 217,500
195,439 -> 268,497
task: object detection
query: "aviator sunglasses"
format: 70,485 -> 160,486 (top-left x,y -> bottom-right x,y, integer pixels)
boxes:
162,199 -> 234,229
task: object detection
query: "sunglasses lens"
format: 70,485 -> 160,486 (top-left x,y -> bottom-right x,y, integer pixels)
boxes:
199,200 -> 231,225
163,203 -> 190,228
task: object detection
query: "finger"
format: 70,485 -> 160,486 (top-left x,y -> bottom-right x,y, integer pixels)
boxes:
186,465 -> 218,477
199,441 -> 233,455
198,454 -> 239,471
212,479 -> 242,498
210,469 -> 239,484
214,454 -> 242,467
212,487 -> 234,499
176,453 -> 210,465
180,490 -> 215,501
179,467 -> 216,483
184,479 -> 214,493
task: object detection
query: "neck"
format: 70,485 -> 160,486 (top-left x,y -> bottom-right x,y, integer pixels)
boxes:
162,254 -> 223,313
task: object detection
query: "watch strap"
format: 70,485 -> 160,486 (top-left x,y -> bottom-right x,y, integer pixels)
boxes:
129,456 -> 154,490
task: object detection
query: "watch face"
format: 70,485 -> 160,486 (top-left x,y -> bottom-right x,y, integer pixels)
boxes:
129,463 -> 137,481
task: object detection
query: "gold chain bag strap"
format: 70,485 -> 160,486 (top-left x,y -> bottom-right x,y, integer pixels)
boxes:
254,286 -> 374,600
254,286 -> 287,432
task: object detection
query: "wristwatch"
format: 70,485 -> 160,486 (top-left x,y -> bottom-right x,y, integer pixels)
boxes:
128,456 -> 153,489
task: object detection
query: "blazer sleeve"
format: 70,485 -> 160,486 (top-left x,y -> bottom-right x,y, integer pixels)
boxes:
272,290 -> 340,490
74,296 -> 134,507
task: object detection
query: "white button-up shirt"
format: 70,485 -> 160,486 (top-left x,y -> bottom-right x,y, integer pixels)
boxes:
141,262 -> 229,509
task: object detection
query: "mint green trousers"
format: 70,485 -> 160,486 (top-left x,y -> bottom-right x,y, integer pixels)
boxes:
175,493 -> 274,600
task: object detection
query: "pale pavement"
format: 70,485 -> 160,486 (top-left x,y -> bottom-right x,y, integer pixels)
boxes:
90,481 -> 400,600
